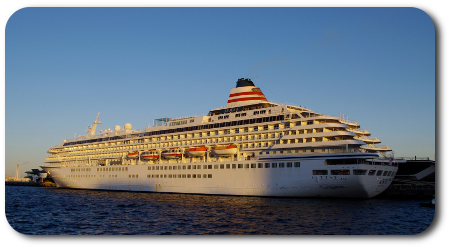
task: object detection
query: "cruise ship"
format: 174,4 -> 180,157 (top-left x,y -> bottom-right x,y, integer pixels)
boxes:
41,78 -> 399,198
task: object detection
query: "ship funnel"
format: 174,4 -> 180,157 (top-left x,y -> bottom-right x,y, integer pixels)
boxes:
226,78 -> 268,108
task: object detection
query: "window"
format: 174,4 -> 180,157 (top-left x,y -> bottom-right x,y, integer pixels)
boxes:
376,170 -> 383,176
272,163 -> 277,168
208,174 -> 212,178
368,170 -> 376,176
203,174 -> 207,178
187,165 -> 191,169
265,163 -> 270,168
208,165 -> 212,169
192,174 -> 196,178
214,164 -> 219,169
232,164 -> 236,169
279,163 -> 285,168
353,170 -> 367,175
294,162 -> 300,167
238,164 -> 243,168
226,164 -> 230,169
203,165 -> 208,169
383,171 -> 389,176
313,170 -> 328,175
287,162 -> 292,167
182,165 -> 186,170
258,163 -> 263,168
331,170 -> 350,175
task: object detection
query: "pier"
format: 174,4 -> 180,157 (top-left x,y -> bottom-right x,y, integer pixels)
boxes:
379,179 -> 435,198
5,181 -> 57,187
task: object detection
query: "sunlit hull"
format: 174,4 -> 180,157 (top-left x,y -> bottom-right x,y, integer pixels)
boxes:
42,153 -> 397,198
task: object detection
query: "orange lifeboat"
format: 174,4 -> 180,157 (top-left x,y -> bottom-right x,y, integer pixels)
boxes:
127,151 -> 139,159
213,144 -> 238,156
161,149 -> 183,159
141,151 -> 159,160
186,147 -> 207,157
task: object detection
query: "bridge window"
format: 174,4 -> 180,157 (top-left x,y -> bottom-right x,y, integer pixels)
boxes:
313,170 -> 328,175
331,170 -> 350,175
353,170 -> 367,175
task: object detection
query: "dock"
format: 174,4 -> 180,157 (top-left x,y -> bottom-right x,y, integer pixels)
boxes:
5,181 -> 57,187
378,179 -> 435,198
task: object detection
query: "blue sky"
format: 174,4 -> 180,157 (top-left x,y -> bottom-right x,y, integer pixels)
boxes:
4,7 -> 435,177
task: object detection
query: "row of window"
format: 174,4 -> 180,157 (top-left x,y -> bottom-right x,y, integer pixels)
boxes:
260,148 -> 332,155
145,174 -> 213,179
71,168 -> 92,172
97,167 -> 128,172
70,161 -> 303,175
148,162 -> 301,171
312,169 -> 396,176
63,115 -> 288,146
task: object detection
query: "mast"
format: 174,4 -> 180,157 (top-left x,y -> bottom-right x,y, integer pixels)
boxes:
86,112 -> 102,136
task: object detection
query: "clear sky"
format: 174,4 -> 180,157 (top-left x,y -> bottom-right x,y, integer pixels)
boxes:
4,7 -> 435,178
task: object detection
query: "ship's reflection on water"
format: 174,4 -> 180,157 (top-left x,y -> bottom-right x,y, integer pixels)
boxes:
6,186 -> 434,235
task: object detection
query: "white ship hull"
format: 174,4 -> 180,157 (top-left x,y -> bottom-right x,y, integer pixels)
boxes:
42,153 -> 397,198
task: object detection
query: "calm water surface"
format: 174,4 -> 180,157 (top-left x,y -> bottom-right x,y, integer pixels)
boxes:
5,186 -> 434,235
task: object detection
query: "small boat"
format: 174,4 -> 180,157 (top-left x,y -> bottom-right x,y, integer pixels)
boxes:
213,144 -> 238,156
161,149 -> 183,159
141,151 -> 159,160
186,147 -> 207,157
127,151 -> 139,159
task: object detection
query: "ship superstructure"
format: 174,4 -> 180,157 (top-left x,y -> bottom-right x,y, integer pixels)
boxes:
42,78 -> 398,198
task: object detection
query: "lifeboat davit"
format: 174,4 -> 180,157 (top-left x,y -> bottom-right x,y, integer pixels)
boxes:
213,144 -> 238,156
127,151 -> 139,159
161,149 -> 183,159
186,147 -> 207,157
141,151 -> 159,160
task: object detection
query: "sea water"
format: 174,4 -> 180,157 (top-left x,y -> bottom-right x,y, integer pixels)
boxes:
4,186 -> 435,235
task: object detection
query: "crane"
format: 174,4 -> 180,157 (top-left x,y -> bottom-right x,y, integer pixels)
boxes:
16,162 -> 28,180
